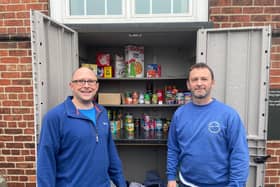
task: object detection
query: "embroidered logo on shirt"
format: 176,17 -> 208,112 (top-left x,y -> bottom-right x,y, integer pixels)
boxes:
208,121 -> 221,134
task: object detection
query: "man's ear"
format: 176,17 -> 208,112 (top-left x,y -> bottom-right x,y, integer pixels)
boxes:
211,79 -> 215,87
186,80 -> 190,90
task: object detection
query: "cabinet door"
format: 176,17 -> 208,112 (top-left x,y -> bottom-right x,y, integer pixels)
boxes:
196,26 -> 271,187
30,10 -> 79,139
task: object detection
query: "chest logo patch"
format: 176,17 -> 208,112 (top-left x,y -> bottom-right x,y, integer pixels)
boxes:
208,121 -> 221,134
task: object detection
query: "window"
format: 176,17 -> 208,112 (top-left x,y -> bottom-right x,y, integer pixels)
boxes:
50,0 -> 207,23
69,0 -> 123,16
134,0 -> 190,15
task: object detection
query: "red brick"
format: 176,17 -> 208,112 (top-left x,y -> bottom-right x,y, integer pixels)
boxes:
7,27 -> 17,34
222,7 -> 242,14
0,57 -> 19,63
0,42 -> 17,49
243,7 -> 264,14
230,15 -> 250,22
270,176 -> 280,183
271,54 -> 280,60
16,163 -> 33,168
270,84 -> 280,89
7,169 -> 24,175
266,170 -> 278,176
24,143 -> 35,148
265,7 -> 280,14
6,5 -> 25,11
210,15 -> 229,22
0,163 -> 15,168
5,128 -> 22,134
4,20 -> 24,26
18,42 -> 31,48
270,69 -> 280,76
209,7 -> 221,14
252,15 -> 272,22
15,136 -> 32,141
209,0 -> 232,6
1,72 -> 20,78
0,50 -> 8,56
9,50 -> 28,56
255,0 -> 274,6
232,0 -> 253,6
16,12 -> 30,19
221,23 -> 231,27
0,79 -> 11,85
271,15 -> 280,22
267,163 -> 280,169
12,79 -> 31,85
0,12 -> 15,19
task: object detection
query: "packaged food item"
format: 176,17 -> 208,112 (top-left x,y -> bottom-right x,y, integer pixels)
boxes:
96,53 -> 110,67
125,113 -> 134,132
156,89 -> 164,104
81,63 -> 98,75
114,55 -> 126,78
176,92 -> 185,104
125,45 -> 144,78
184,92 -> 192,103
147,64 -> 161,78
104,66 -> 112,78
132,91 -> 139,104
97,66 -> 104,77
110,121 -> 117,133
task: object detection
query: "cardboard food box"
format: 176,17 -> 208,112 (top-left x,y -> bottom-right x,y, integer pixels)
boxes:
125,45 -> 144,78
104,66 -> 113,78
96,53 -> 110,67
81,63 -> 98,75
114,54 -> 126,78
98,93 -> 121,105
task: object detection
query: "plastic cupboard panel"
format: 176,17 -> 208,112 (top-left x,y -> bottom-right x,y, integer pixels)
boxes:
196,26 -> 271,187
30,10 -> 79,141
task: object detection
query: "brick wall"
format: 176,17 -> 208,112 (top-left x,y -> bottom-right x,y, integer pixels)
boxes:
209,0 -> 280,186
0,0 -> 48,186
266,141 -> 280,187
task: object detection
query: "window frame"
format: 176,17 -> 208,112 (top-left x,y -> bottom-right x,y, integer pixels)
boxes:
49,0 -> 208,23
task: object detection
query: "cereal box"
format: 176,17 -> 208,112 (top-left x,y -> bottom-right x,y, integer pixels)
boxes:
125,45 -> 144,78
96,53 -> 110,67
114,55 -> 126,78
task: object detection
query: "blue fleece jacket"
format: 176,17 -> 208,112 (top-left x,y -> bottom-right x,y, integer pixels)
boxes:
37,96 -> 126,187
167,99 -> 249,187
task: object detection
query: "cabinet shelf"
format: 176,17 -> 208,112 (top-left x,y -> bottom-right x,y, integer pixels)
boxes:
113,129 -> 168,145
103,104 -> 182,107
98,76 -> 186,81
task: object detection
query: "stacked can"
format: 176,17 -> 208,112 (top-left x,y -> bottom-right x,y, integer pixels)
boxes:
125,113 -> 134,132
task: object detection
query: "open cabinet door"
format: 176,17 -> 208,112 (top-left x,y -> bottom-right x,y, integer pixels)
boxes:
196,26 -> 271,187
30,10 -> 79,140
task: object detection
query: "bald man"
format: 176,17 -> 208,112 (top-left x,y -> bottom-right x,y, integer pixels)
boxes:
37,67 -> 126,187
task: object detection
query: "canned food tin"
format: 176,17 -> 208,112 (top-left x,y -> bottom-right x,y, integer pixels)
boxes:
110,121 -> 117,133
144,93 -> 150,104
156,119 -> 163,131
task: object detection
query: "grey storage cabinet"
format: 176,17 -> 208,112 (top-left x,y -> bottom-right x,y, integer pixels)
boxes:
31,10 -> 271,186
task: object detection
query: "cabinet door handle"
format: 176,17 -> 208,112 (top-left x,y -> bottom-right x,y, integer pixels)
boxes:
253,155 -> 271,164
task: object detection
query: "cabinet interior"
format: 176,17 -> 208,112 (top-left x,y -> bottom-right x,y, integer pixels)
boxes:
72,23 -> 202,183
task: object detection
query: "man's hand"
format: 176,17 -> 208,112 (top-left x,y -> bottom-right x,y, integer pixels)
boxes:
167,180 -> 177,187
